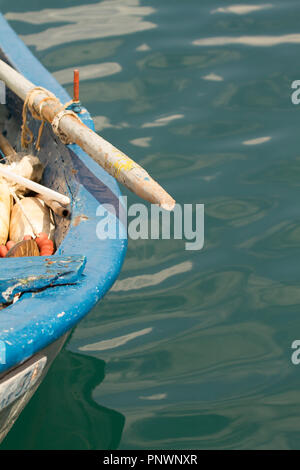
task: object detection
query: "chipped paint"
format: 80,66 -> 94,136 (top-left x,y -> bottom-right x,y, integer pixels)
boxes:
73,214 -> 89,227
2,282 -> 23,302
0,255 -> 86,303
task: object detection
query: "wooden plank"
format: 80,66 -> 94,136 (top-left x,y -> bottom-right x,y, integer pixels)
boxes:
0,255 -> 86,303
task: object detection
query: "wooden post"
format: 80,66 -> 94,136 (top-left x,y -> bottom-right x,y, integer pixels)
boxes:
73,69 -> 79,102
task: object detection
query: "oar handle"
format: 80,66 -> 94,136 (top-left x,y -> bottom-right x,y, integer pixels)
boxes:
0,165 -> 70,206
36,194 -> 71,218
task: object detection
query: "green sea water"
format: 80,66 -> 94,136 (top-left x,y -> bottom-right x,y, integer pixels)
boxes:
1,0 -> 300,450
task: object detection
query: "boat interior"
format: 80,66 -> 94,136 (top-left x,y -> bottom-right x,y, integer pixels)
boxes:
0,53 -> 77,252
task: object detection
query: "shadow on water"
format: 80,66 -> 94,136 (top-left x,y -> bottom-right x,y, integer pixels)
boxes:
0,347 -> 125,450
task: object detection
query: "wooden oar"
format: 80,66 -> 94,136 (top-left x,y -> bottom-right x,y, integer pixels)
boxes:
0,164 -> 70,206
0,59 -> 175,211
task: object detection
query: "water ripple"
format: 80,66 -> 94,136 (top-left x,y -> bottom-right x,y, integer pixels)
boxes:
6,0 -> 157,50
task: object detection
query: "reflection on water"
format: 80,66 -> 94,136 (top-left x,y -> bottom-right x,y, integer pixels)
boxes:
136,43 -> 151,52
80,327 -> 153,352
93,115 -> 130,132
142,114 -> 184,128
193,35 -> 300,47
53,63 -> 122,85
202,73 -> 224,82
130,136 -> 152,148
139,393 -> 167,401
6,0 -> 157,50
111,261 -> 193,292
243,136 -> 271,145
211,4 -> 273,15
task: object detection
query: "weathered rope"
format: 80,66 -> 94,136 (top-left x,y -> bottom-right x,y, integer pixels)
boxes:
51,109 -> 80,145
21,87 -> 81,151
21,87 -> 57,150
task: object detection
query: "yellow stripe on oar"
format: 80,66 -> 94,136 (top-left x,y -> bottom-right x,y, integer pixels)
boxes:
107,152 -> 135,178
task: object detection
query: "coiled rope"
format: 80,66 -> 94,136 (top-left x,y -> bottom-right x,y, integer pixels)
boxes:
21,87 -> 81,151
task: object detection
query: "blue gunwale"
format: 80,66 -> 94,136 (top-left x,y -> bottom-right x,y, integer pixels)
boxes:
0,14 -> 127,373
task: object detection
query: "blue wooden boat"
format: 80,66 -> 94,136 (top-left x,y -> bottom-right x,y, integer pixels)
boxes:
0,15 -> 127,442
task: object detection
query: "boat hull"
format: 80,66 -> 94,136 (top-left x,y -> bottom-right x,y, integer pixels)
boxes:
0,12 -> 127,443
0,333 -> 69,443
0,13 -> 127,376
